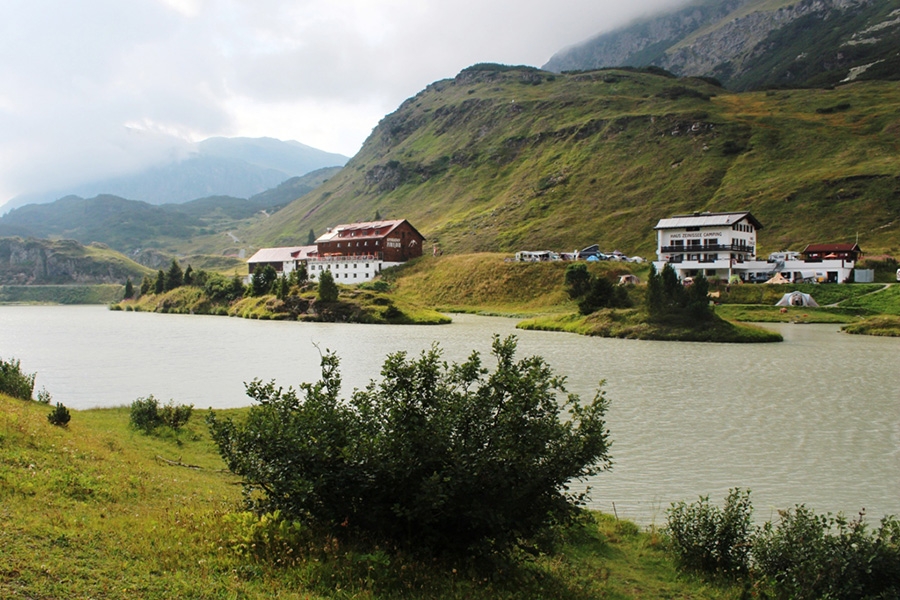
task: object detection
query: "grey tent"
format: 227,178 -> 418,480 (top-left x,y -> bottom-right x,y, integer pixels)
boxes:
775,291 -> 819,307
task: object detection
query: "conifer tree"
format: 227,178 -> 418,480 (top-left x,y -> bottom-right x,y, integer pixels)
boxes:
317,269 -> 338,303
165,259 -> 183,291
123,278 -> 134,299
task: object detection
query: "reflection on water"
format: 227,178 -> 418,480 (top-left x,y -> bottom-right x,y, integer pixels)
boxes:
1,306 -> 898,524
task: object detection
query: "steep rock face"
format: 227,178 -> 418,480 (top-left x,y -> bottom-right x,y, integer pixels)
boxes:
544,0 -> 753,73
0,238 -> 147,285
544,0 -> 898,90
657,0 -> 874,77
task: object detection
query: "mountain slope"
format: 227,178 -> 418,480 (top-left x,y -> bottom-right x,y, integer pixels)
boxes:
241,64 -> 900,257
4,137 -> 349,210
543,0 -> 900,91
0,167 -> 342,257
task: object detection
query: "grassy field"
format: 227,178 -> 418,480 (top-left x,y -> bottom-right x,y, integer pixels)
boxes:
0,393 -> 741,599
0,284 -> 125,305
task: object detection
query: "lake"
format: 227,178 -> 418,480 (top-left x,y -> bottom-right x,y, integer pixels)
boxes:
1,305 -> 898,525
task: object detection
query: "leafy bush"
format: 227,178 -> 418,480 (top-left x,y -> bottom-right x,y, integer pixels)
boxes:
159,401 -> 193,430
47,402 -> 71,427
130,395 -> 193,433
666,488 -> 754,576
666,491 -> 900,598
36,387 -> 52,404
208,335 -> 612,557
0,357 -> 36,401
753,507 -> 900,600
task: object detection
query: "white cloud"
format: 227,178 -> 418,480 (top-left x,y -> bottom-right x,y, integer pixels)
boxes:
0,0 -> 689,203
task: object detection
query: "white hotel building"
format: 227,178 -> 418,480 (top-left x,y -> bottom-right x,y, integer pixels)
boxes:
653,211 -> 858,283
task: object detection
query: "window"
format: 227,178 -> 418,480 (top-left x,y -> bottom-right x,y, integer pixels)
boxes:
686,226 -> 700,232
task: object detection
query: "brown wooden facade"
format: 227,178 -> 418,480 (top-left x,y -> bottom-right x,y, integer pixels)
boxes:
801,243 -> 862,262
315,219 -> 425,262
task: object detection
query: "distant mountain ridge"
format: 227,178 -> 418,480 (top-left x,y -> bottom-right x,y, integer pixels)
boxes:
4,137 -> 349,211
544,0 -> 900,90
0,167 -> 342,259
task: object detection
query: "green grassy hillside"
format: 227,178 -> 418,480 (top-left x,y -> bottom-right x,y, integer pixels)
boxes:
241,66 -> 900,258
0,390 -> 739,599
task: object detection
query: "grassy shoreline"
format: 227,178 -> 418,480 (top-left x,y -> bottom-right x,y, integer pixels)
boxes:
0,392 -> 740,599
518,309 -> 783,343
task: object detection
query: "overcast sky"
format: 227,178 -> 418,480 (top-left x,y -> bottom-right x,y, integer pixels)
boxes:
0,0 -> 686,203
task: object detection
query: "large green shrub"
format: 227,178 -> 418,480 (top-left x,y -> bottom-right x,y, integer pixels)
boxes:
0,357 -> 36,401
753,507 -> 900,600
208,336 -> 612,557
666,488 -> 754,576
666,490 -> 900,598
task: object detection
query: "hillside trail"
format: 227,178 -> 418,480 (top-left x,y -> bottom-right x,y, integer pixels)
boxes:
826,283 -> 892,307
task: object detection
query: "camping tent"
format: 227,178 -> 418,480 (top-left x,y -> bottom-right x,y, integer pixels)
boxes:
775,291 -> 819,307
765,272 -> 790,284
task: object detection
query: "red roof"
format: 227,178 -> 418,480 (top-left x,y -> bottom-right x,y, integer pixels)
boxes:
802,243 -> 861,253
317,219 -> 425,243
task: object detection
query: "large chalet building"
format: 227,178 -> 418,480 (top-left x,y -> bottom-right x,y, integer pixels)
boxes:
247,219 -> 425,284
653,211 -> 861,283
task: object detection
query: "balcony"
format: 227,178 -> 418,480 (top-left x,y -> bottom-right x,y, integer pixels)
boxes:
660,244 -> 755,254
310,253 -> 384,262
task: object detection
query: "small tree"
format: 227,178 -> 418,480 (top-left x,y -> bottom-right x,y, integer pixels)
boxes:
123,278 -> 135,299
317,269 -> 339,303
306,228 -> 316,245
294,263 -> 308,285
140,275 -> 152,296
564,263 -> 592,299
154,270 -> 165,294
208,336 -> 612,557
183,265 -> 194,286
165,259 -> 183,291
47,403 -> 71,427
251,265 -> 278,297
686,271 -> 713,321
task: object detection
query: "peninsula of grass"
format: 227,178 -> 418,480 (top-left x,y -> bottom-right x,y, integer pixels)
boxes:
713,304 -> 869,324
114,283 -> 450,325
842,314 -> 900,336
519,308 -> 783,343
0,392 -> 740,599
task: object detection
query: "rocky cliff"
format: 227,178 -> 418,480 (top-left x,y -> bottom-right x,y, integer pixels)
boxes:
544,0 -> 900,90
0,238 -> 151,285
